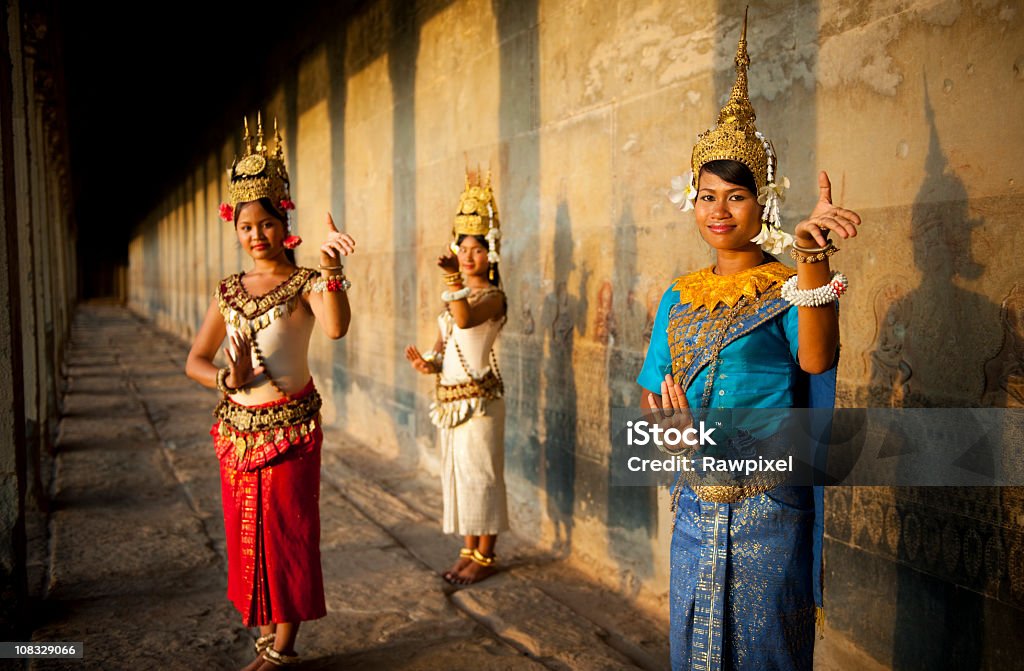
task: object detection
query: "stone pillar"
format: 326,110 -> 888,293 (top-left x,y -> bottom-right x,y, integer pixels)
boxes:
0,0 -> 29,639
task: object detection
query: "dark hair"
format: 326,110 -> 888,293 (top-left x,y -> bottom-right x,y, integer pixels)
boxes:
234,197 -> 296,265
699,159 -> 757,196
456,233 -> 501,287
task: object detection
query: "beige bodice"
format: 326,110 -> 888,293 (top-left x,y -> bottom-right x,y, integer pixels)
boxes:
216,268 -> 318,406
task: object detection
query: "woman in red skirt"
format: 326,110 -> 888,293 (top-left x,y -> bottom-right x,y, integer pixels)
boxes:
186,115 -> 354,670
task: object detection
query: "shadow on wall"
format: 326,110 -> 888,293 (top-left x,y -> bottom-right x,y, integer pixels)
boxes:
866,76 -> 991,410
605,201 -> 656,593
390,0 -> 420,461
326,14 -> 352,417
539,196 -> 582,552
860,74 -> 1016,671
492,0 -> 544,524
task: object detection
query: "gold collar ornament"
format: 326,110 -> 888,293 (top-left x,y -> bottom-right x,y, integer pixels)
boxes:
671,261 -> 794,313
451,169 -> 501,278
667,9 -> 793,254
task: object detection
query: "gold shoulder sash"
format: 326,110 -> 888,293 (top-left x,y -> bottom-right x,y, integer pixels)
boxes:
668,263 -> 794,391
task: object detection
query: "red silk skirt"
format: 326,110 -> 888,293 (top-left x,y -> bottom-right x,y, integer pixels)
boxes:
214,383 -> 327,626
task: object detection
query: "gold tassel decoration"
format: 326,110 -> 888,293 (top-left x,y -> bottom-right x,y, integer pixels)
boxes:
815,606 -> 825,640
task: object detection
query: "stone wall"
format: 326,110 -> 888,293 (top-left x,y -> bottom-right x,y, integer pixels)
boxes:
0,0 -> 77,637
126,0 -> 1024,666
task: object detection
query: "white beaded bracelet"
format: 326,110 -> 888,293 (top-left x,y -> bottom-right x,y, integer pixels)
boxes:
781,272 -> 849,307
441,287 -> 472,302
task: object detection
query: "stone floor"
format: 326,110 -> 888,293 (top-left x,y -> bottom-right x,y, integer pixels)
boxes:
20,304 -> 883,671
19,304 -> 670,671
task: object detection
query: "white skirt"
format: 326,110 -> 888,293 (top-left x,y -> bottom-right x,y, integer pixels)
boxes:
439,397 -> 509,536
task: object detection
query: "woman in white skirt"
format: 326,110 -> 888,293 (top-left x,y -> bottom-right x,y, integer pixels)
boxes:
405,171 -> 508,585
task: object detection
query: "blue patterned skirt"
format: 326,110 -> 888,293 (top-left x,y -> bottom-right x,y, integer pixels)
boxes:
670,484 -> 816,671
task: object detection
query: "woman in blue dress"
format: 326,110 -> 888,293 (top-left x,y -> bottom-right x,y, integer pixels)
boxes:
637,14 -> 862,671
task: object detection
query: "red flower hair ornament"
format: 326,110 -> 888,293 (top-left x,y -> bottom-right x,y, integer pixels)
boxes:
218,202 -> 234,222
280,200 -> 300,247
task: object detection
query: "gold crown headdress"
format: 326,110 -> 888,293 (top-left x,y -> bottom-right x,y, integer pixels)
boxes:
668,9 -> 792,253
219,113 -> 295,217
451,168 -> 501,276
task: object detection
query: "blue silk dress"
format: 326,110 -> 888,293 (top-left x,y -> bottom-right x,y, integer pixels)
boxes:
637,262 -> 834,671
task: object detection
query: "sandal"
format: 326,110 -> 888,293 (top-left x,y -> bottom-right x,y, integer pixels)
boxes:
254,633 -> 276,655
262,648 -> 301,666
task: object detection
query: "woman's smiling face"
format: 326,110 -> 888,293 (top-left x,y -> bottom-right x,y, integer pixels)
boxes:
457,235 -> 490,277
235,200 -> 286,259
693,169 -> 763,252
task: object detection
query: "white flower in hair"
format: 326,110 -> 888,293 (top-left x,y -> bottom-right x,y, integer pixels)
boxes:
485,225 -> 500,264
757,175 -> 790,206
668,171 -> 698,212
751,223 -> 794,255
757,175 -> 789,229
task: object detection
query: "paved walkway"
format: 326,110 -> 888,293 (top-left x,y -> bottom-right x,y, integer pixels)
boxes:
26,304 -> 672,671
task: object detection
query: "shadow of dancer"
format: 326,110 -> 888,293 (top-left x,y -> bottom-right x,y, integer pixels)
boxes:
881,74 -> 999,671
605,202 -> 657,595
540,196 -> 582,553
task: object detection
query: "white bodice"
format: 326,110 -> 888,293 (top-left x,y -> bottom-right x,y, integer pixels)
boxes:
437,311 -> 503,384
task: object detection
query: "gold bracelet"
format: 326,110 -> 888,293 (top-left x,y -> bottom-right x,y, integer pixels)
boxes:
443,271 -> 464,286
318,263 -> 344,270
216,367 -> 237,395
790,245 -> 838,264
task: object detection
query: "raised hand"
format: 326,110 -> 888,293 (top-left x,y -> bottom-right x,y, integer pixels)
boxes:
793,171 -> 862,248
404,345 -> 438,375
320,212 -> 356,264
223,332 -> 264,390
641,374 -> 695,456
436,250 -> 460,274
644,372 -> 692,427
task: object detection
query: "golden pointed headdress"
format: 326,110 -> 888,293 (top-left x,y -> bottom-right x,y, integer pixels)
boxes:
690,8 -> 773,193
228,113 -> 292,208
450,169 -> 501,276
453,168 -> 499,238
451,167 -> 502,272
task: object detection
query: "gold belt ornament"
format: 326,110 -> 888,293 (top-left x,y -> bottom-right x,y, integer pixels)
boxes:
687,478 -> 787,504
214,389 -> 322,434
213,389 -> 323,471
434,369 -> 503,404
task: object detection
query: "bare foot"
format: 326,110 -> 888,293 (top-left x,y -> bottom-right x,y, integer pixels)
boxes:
443,553 -> 474,583
247,648 -> 300,671
240,654 -> 266,671
452,558 -> 497,585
